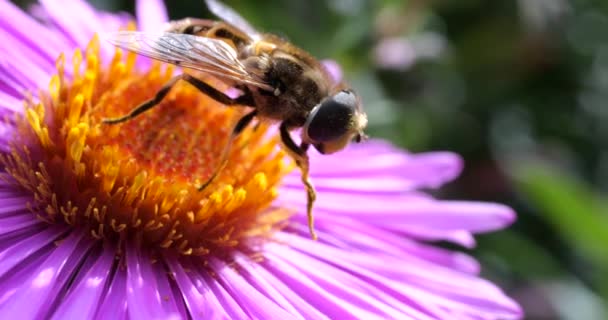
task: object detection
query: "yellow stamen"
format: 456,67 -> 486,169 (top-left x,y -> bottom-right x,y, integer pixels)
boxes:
2,36 -> 292,257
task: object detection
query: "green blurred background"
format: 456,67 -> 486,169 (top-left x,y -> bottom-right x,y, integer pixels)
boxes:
18,0 -> 608,318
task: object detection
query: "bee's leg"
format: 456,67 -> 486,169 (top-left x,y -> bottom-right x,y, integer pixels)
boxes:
181,74 -> 255,106
102,76 -> 181,124
102,74 -> 254,124
279,122 -> 318,240
196,109 -> 258,191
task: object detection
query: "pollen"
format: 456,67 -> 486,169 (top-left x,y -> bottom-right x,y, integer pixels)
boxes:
2,36 -> 292,257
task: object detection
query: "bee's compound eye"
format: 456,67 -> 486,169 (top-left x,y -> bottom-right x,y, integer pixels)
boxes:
304,91 -> 358,143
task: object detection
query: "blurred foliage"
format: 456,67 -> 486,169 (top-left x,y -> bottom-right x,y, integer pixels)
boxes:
12,0 -> 608,318
514,163 -> 608,294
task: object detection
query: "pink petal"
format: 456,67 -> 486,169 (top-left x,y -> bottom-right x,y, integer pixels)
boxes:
136,0 -> 168,32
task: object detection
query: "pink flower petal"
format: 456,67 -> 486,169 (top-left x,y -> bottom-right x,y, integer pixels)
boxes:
136,0 -> 168,32
125,245 -> 183,319
51,248 -> 115,319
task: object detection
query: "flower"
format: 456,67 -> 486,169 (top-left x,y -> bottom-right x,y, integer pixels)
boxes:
0,0 -> 523,319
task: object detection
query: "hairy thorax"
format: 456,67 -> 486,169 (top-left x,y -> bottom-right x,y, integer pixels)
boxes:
248,49 -> 332,127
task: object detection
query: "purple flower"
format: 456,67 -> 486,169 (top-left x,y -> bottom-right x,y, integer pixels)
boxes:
0,0 -> 522,319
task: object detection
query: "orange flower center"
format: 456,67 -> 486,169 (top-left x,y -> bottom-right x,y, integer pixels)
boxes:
1,36 -> 292,256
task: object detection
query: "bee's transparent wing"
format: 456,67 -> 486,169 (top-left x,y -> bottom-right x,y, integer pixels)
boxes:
106,31 -> 272,90
205,0 -> 258,37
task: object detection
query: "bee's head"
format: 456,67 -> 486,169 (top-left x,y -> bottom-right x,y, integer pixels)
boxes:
302,89 -> 368,155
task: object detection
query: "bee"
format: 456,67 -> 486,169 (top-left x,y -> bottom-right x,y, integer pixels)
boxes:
103,0 -> 368,240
